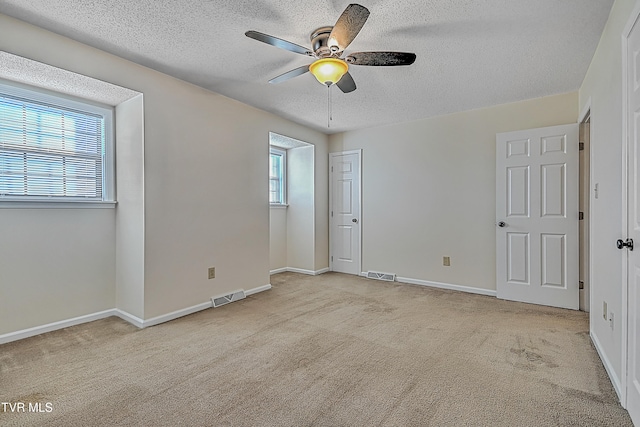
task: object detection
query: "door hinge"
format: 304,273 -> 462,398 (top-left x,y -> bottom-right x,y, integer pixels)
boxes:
331,166 -> 334,172
579,142 -> 584,151
331,256 -> 333,262
579,212 -> 584,220
579,281 -> 584,290
331,211 -> 333,217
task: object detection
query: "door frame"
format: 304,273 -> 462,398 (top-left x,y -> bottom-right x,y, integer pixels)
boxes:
620,1 -> 640,409
579,102 -> 592,316
329,149 -> 362,274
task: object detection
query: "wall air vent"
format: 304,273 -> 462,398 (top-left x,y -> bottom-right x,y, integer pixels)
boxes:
211,290 -> 246,308
366,271 -> 396,282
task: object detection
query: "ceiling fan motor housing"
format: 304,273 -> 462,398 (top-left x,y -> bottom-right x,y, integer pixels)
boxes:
311,27 -> 336,57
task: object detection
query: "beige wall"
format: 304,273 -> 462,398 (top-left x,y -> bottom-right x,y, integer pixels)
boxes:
579,0 -> 635,396
0,13 -> 328,332
0,209 -> 116,335
329,92 -> 578,291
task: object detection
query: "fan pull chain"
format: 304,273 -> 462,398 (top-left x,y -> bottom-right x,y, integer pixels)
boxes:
327,84 -> 331,128
330,84 -> 333,123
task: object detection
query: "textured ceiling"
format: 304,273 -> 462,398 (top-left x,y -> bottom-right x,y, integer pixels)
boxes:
0,1 -> 613,134
270,132 -> 312,149
0,52 -> 139,106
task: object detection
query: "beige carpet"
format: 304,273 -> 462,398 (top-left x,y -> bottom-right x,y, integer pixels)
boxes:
0,272 -> 633,426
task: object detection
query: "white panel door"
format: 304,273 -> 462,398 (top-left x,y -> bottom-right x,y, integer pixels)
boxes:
625,13 -> 640,424
330,150 -> 361,275
496,124 -> 579,309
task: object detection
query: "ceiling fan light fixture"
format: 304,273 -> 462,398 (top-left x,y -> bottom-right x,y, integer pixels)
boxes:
309,58 -> 348,86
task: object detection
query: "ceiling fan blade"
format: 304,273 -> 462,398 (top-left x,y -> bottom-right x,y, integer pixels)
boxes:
269,65 -> 311,84
328,4 -> 370,52
345,51 -> 417,66
336,72 -> 356,93
245,31 -> 313,56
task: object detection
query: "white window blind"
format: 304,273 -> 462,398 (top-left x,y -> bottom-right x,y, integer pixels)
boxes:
0,84 -> 112,201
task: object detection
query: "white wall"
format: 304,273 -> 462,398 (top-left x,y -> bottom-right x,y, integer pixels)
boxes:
268,132 -> 328,274
0,13 -> 328,332
269,144 -> 322,274
287,146 -> 315,271
115,94 -> 145,319
329,92 -> 578,291
269,207 -> 287,271
314,141 -> 329,272
579,0 -> 635,397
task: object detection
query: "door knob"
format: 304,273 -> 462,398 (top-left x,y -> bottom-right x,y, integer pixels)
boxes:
352,218 -> 358,223
617,238 -> 634,251
497,221 -> 506,228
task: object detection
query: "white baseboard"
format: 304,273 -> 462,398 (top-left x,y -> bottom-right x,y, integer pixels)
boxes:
125,282 -> 273,328
287,267 -> 322,275
1,283 -> 274,344
271,267 -> 329,276
396,276 -> 497,297
245,284 -> 272,296
359,272 -> 497,297
140,301 -> 213,328
590,330 -> 623,403
113,309 -> 144,328
0,309 -> 116,345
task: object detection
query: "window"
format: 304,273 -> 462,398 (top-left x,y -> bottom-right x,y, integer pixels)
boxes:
0,81 -> 114,204
269,147 -> 286,204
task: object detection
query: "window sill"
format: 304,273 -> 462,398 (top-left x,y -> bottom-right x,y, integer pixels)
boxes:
270,203 -> 289,209
0,200 -> 117,209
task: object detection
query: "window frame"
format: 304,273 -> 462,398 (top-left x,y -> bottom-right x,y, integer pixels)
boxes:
0,79 -> 115,208
269,146 -> 287,206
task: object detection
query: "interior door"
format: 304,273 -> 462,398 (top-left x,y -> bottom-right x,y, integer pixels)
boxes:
625,12 -> 640,424
330,150 -> 361,275
496,124 -> 579,309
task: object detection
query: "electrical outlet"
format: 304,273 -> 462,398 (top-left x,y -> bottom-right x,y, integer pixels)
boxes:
603,301 -> 607,320
208,267 -> 215,279
443,256 -> 450,267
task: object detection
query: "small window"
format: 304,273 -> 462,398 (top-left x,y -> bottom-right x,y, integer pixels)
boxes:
0,81 -> 114,203
269,147 -> 286,204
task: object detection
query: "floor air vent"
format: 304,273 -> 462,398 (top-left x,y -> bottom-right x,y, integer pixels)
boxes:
366,271 -> 396,282
211,290 -> 246,308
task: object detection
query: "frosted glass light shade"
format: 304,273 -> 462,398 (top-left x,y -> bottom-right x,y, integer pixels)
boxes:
309,58 -> 349,86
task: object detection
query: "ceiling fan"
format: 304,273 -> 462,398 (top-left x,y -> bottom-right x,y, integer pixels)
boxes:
245,3 -> 416,93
